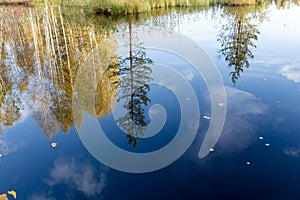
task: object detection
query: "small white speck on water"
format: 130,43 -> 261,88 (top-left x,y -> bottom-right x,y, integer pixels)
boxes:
209,148 -> 214,152
265,143 -> 270,147
217,102 -> 225,107
259,136 -> 264,140
246,161 -> 251,165
203,115 -> 211,120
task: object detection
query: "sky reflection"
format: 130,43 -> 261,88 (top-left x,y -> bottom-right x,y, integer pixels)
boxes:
0,2 -> 300,200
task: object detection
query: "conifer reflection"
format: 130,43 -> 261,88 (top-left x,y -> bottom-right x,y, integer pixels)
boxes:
217,6 -> 265,84
116,21 -> 153,148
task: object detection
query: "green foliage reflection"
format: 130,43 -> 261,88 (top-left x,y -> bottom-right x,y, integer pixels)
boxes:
117,21 -> 153,149
217,6 -> 266,84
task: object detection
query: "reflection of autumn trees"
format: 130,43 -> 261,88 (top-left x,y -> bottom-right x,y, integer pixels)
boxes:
0,7 -> 27,132
0,3 -> 200,141
264,0 -> 300,9
0,5 -> 119,138
217,6 -> 266,84
73,43 -> 119,131
1,1 -> 297,140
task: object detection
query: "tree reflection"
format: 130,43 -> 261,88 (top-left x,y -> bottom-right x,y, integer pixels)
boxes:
0,4 -> 119,139
217,6 -> 265,84
0,3 -> 196,143
1,1 -> 296,144
116,21 -> 153,148
264,0 -> 300,9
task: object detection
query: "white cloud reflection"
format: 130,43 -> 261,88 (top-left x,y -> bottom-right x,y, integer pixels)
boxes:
0,133 -> 20,157
29,157 -> 107,199
215,87 -> 267,152
29,195 -> 56,200
279,64 -> 300,83
47,157 -> 107,197
284,147 -> 300,157
183,68 -> 196,81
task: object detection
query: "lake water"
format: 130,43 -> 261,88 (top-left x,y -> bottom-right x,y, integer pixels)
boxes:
0,1 -> 300,199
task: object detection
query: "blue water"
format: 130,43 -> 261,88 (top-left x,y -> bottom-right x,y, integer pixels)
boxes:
0,3 -> 300,200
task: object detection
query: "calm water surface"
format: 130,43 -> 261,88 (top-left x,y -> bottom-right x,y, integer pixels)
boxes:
0,2 -> 300,199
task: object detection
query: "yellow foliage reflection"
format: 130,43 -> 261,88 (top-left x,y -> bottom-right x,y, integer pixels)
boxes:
0,4 -> 119,139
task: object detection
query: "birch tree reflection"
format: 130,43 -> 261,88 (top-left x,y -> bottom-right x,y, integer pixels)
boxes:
264,0 -> 300,9
117,21 -> 153,148
217,6 -> 264,84
0,5 -> 119,139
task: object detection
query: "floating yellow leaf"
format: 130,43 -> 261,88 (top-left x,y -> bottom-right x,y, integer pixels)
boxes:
0,193 -> 7,200
8,190 -> 16,199
51,142 -> 57,148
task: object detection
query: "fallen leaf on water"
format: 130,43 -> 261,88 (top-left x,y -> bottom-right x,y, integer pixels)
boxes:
51,142 -> 57,148
8,190 -> 16,199
0,193 -> 7,200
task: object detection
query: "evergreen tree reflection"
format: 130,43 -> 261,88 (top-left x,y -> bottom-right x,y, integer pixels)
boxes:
217,6 -> 265,84
117,21 -> 153,148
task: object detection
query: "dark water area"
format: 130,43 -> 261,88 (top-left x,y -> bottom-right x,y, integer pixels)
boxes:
0,1 -> 300,199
